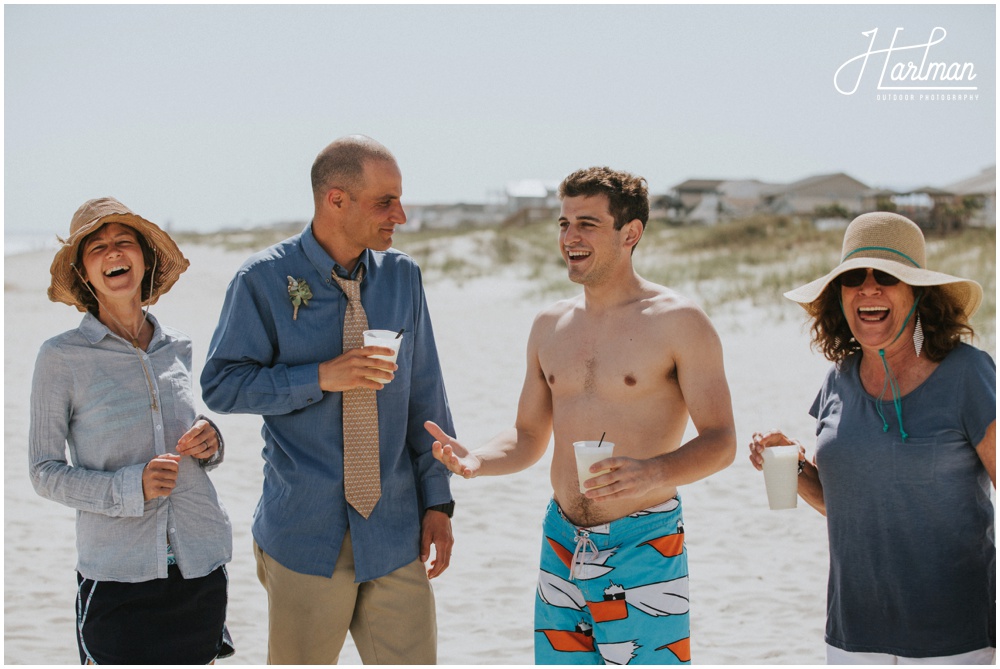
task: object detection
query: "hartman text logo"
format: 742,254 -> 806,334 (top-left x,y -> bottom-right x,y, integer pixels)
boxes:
835,27 -> 979,102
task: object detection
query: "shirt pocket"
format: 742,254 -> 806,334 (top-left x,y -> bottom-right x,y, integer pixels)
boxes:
891,436 -> 937,484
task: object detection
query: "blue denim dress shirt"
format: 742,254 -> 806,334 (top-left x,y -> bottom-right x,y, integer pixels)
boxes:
201,224 -> 454,582
29,312 -> 233,583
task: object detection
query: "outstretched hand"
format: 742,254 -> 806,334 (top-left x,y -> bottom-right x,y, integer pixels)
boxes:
425,420 -> 482,479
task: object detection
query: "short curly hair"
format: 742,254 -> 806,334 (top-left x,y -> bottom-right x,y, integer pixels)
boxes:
808,282 -> 975,363
558,166 -> 649,231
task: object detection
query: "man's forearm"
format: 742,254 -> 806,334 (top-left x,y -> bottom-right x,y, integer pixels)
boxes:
474,426 -> 549,476
202,359 -> 322,416
651,426 -> 737,488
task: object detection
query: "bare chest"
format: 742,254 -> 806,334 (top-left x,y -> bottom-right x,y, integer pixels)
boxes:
538,330 -> 675,398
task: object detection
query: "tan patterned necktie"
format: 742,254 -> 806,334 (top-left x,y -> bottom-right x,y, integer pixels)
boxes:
332,267 -> 381,519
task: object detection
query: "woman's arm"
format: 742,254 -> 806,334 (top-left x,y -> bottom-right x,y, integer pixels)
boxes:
29,343 -> 147,517
749,429 -> 826,516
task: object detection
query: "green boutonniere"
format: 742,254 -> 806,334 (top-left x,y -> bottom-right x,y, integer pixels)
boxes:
287,276 -> 313,320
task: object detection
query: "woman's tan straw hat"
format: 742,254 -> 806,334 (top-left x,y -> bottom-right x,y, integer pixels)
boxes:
48,197 -> 190,312
784,211 -> 982,319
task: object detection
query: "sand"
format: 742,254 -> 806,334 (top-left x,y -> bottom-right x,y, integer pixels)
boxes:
5,241 -> 835,665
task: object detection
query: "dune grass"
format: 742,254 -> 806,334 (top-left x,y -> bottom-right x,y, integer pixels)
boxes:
177,216 -> 995,355
394,216 -> 995,354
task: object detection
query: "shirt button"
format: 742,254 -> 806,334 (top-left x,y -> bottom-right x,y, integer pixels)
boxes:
169,528 -> 176,534
156,425 -> 162,431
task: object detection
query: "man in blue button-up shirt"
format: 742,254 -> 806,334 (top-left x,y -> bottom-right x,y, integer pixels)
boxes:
202,135 -> 456,664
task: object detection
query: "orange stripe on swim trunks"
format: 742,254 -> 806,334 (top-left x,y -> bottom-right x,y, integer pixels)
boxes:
638,532 -> 684,557
656,637 -> 691,662
539,629 -> 595,653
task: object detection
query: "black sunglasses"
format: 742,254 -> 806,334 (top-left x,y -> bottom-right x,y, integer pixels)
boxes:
836,268 -> 901,288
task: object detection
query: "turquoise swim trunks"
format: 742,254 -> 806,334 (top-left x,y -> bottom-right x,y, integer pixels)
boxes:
534,497 -> 690,665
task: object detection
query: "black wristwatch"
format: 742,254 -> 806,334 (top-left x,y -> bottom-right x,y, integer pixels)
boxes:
426,501 -> 455,518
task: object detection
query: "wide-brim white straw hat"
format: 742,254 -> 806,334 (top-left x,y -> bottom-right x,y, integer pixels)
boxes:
48,197 -> 190,311
784,211 -> 982,320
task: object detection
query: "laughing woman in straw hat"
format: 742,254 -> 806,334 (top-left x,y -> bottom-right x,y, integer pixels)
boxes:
749,212 -> 995,664
29,198 -> 234,664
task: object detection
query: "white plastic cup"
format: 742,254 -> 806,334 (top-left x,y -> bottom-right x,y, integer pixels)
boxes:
762,445 -> 799,510
363,329 -> 402,384
574,441 -> 615,494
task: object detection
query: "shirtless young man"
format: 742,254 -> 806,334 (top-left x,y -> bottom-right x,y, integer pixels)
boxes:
425,166 -> 736,665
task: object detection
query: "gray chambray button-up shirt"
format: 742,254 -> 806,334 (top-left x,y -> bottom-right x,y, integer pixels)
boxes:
29,311 -> 232,583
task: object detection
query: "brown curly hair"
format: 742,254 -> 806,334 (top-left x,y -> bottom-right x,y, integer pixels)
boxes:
558,166 -> 649,231
808,282 -> 975,363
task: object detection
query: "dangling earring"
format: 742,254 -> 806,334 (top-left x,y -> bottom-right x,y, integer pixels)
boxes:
913,313 -> 924,357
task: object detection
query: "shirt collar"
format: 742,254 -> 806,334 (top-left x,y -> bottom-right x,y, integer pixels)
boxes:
79,310 -> 165,347
302,222 -> 371,282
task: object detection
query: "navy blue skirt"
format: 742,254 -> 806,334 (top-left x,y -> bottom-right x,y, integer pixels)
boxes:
76,565 -> 234,664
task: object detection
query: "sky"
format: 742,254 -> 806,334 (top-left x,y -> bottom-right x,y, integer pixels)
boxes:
4,3 -> 996,237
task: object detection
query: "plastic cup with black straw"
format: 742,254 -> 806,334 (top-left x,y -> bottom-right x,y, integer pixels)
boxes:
573,431 -> 615,494
362,328 -> 405,384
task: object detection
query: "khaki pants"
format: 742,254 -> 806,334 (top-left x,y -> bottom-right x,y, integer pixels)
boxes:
254,534 -> 437,664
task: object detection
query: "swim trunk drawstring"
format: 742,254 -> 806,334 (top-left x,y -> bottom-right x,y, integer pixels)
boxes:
570,528 -> 598,580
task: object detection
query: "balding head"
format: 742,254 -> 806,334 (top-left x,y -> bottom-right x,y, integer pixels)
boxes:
311,135 -> 398,204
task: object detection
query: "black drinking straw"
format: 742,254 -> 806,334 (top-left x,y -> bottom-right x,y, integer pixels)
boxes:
395,328 -> 405,339
597,432 -> 606,448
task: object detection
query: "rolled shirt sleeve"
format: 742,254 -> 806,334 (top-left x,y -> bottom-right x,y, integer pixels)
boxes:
30,339 -> 147,518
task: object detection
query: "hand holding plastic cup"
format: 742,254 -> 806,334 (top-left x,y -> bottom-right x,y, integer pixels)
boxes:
363,329 -> 402,384
761,445 -> 799,510
574,440 -> 615,494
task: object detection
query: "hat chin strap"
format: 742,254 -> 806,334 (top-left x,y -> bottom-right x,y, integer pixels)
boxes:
69,254 -> 156,347
875,294 -> 921,443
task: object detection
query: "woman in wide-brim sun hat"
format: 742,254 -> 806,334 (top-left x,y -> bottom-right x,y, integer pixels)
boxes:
30,197 -> 235,664
47,197 -> 190,313
783,210 -> 982,322
749,211 -> 995,664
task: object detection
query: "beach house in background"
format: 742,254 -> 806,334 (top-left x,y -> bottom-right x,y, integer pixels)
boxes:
404,165 -> 995,231
403,202 -> 500,230
945,165 -> 996,228
662,178 -> 781,224
664,166 -> 995,230
762,173 -> 869,218
664,173 -> 869,224
498,179 -> 561,226
405,179 -> 560,230
861,165 -> 996,231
